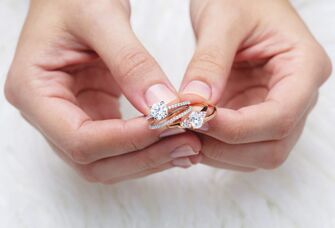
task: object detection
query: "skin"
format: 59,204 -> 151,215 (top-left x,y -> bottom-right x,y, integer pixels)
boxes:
180,0 -> 332,171
4,0 -> 332,183
4,0 -> 202,184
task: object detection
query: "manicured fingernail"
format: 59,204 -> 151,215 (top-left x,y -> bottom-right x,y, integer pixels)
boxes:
145,84 -> 177,106
160,128 -> 186,138
172,157 -> 193,168
198,123 -> 209,131
182,80 -> 211,100
170,145 -> 197,158
190,154 -> 203,164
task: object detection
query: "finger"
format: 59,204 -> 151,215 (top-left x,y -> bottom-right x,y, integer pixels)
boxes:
180,3 -> 249,103
86,133 -> 201,182
101,154 -> 203,184
72,60 -> 123,121
201,113 -> 307,169
24,95 -> 186,165
201,156 -> 257,172
73,4 -> 178,113
46,137 -> 174,184
199,69 -> 320,144
49,133 -> 201,183
76,88 -> 121,120
103,163 -> 174,185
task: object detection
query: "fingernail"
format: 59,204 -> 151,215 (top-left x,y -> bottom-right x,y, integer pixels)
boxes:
160,128 -> 186,138
170,145 -> 197,158
172,157 -> 193,168
145,84 -> 177,106
182,80 -> 211,100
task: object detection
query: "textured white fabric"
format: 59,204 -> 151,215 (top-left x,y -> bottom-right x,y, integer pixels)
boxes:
0,0 -> 334,227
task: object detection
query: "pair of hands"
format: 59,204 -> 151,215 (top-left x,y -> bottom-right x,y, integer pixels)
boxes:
5,0 -> 331,184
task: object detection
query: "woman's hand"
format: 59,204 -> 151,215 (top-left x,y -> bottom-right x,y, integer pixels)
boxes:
180,0 -> 332,171
5,0 -> 201,184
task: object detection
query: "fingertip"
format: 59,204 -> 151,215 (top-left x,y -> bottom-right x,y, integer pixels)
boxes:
145,83 -> 178,107
179,93 -> 210,104
181,80 -> 212,101
180,132 -> 202,154
189,154 -> 203,165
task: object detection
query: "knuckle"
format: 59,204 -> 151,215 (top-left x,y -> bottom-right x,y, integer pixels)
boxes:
320,51 -> 332,83
273,114 -> 295,140
4,80 -> 16,106
67,141 -> 92,164
116,47 -> 157,83
261,143 -> 287,170
4,69 -> 20,107
188,50 -> 227,76
303,44 -> 332,85
121,121 -> 144,152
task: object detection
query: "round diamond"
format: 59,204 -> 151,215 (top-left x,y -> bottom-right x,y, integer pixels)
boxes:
181,119 -> 191,129
150,101 -> 168,120
189,111 -> 206,129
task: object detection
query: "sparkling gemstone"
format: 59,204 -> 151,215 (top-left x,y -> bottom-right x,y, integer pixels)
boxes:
188,111 -> 206,129
181,119 -> 191,129
150,101 -> 168,120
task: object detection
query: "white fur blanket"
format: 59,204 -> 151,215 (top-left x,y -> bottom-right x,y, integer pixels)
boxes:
0,0 -> 334,227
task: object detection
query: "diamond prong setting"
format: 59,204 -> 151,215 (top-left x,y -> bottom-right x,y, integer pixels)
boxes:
147,101 -> 212,130
149,107 -> 192,129
149,101 -> 169,121
181,111 -> 207,129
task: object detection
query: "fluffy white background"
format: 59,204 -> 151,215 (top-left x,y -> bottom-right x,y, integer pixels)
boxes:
0,0 -> 334,227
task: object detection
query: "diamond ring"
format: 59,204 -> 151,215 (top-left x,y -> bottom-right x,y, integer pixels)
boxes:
147,100 -> 216,130
146,100 -> 191,121
168,103 -> 217,130
148,106 -> 193,129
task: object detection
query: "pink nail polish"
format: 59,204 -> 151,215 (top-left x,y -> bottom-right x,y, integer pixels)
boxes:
170,145 -> 197,158
160,128 -> 186,138
145,84 -> 177,106
172,158 -> 193,168
182,80 -> 211,100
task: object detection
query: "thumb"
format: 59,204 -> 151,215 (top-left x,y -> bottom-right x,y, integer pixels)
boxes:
77,6 -> 177,113
180,8 -> 245,104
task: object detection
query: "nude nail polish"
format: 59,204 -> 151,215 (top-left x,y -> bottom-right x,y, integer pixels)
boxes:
170,145 -> 197,158
172,157 -> 193,168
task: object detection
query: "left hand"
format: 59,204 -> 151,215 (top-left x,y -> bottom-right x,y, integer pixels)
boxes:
5,0 -> 201,184
180,0 -> 332,171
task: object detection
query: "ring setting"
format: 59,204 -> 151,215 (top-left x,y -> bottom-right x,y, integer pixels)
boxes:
147,100 -> 191,121
147,100 -> 216,130
181,111 -> 207,129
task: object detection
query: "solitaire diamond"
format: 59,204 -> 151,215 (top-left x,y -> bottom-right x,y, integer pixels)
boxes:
149,101 -> 168,121
188,111 -> 206,129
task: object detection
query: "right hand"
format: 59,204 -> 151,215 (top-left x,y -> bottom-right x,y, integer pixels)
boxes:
5,0 -> 201,184
180,0 -> 331,171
